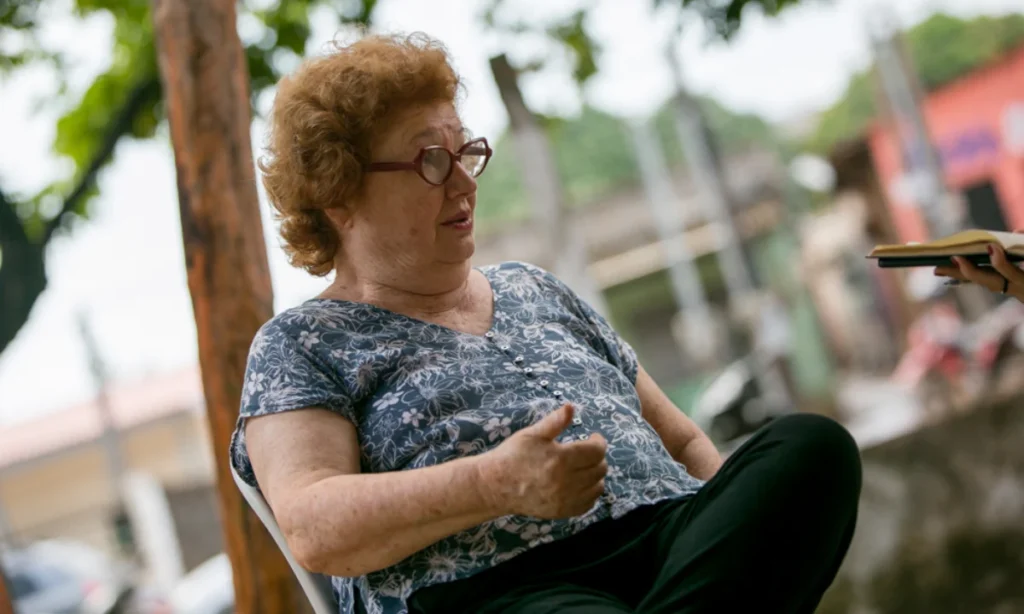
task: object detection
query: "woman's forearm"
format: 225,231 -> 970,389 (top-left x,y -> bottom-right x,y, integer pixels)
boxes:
677,432 -> 722,480
280,454 -> 503,577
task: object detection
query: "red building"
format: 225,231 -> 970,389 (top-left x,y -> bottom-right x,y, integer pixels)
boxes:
868,45 -> 1024,242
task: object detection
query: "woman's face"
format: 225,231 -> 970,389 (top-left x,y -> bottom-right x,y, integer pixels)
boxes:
341,101 -> 479,275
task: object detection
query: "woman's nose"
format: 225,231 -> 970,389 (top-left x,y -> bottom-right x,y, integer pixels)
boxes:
445,160 -> 478,198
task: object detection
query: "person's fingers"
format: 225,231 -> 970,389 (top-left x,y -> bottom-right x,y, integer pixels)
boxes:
573,461 -> 608,487
561,435 -> 608,468
954,256 -> 1005,292
581,479 -> 606,503
934,265 -> 966,281
988,245 -> 1024,290
527,404 -> 574,440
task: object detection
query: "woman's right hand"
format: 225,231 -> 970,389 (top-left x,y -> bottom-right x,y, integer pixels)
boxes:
479,404 -> 608,519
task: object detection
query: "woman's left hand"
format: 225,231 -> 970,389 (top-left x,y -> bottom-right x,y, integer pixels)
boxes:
934,243 -> 1024,302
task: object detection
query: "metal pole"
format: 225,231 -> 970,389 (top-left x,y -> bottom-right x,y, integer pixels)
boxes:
628,119 -> 718,365
871,27 -> 956,237
489,55 -> 610,317
665,40 -> 759,317
77,312 -> 126,501
870,10 -> 990,319
663,21 -> 792,407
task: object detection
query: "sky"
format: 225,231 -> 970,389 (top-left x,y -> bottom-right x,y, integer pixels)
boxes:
0,0 -> 1019,424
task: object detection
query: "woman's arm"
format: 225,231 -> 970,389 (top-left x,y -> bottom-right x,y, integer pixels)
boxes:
635,365 -> 722,480
245,408 -> 502,578
245,403 -> 608,578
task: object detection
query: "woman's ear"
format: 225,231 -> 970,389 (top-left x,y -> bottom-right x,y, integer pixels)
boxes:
322,205 -> 352,231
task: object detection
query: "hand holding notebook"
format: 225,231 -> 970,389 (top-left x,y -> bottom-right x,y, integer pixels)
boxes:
868,229 -> 1024,269
868,229 -> 1024,300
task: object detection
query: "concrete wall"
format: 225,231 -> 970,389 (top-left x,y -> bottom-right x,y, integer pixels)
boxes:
819,396 -> 1024,614
0,412 -> 218,563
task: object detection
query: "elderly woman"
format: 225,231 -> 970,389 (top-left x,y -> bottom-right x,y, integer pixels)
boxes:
231,33 -> 861,614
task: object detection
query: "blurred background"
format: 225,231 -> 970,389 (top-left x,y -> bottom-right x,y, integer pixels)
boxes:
2,0 -> 1024,612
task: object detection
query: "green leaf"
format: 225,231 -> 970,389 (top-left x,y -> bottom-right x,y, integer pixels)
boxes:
548,10 -> 599,84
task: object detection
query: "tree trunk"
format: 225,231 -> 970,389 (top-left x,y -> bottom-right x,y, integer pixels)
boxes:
488,54 -> 609,316
151,0 -> 310,612
0,561 -> 13,614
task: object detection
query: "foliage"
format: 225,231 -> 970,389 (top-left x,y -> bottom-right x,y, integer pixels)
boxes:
808,12 -> 1024,154
481,1 -> 601,85
2,0 -> 378,235
0,0 -> 378,355
659,0 -> 808,39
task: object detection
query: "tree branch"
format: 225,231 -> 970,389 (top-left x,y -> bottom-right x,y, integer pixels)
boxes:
0,184 -> 47,356
41,75 -> 162,245
0,184 -> 30,245
0,75 -> 161,356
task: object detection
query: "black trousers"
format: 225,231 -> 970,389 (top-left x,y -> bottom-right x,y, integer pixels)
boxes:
408,413 -> 862,614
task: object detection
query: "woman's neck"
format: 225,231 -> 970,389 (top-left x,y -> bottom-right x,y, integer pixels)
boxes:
324,261 -> 475,319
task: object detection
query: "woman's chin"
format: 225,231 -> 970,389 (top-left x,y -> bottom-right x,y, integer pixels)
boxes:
437,239 -> 476,265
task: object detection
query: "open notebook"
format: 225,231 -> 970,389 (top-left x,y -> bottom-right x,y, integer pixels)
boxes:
868,230 -> 1024,268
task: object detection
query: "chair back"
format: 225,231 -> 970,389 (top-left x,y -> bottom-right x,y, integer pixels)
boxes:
230,465 -> 338,614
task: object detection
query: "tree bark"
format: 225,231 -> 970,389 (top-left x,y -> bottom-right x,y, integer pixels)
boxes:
151,0 -> 309,612
0,559 -> 13,614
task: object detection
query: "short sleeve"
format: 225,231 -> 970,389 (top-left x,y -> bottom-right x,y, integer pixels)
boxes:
239,319 -> 355,422
230,317 -> 355,486
519,262 -> 640,384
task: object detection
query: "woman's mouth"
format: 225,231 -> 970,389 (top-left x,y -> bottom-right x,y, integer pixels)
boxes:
442,215 -> 473,231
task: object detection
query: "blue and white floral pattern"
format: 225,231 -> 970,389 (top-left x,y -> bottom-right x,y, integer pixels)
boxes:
230,261 -> 705,614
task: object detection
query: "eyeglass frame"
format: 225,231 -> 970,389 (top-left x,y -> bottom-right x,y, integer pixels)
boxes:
364,137 -> 493,186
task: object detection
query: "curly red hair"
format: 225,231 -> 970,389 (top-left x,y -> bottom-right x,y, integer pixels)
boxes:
258,32 -> 462,276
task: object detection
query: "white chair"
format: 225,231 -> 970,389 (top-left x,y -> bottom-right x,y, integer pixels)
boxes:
231,465 -> 338,614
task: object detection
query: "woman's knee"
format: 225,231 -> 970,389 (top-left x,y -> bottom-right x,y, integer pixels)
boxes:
762,413 -> 862,497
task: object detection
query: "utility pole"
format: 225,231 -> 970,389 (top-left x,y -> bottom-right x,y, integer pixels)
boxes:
628,119 -> 719,368
664,20 -> 792,407
870,10 -> 989,319
152,0 -> 311,612
77,314 -> 125,498
77,312 -> 134,555
489,54 -> 609,316
665,38 -> 760,328
870,20 -> 957,238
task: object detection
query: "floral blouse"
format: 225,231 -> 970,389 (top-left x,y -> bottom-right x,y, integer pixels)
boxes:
230,261 -> 705,614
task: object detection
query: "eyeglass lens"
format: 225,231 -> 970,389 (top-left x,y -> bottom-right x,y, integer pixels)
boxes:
420,141 -> 489,185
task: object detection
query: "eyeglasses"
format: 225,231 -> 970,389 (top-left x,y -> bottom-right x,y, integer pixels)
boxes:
365,137 -> 493,186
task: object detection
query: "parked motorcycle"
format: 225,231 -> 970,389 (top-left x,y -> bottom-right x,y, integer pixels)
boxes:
890,298 -> 968,415
892,271 -> 1024,414
691,355 -> 792,448
959,298 -> 1024,392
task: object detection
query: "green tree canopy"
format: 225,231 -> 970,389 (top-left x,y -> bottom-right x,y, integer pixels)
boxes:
808,12 -> 1024,154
